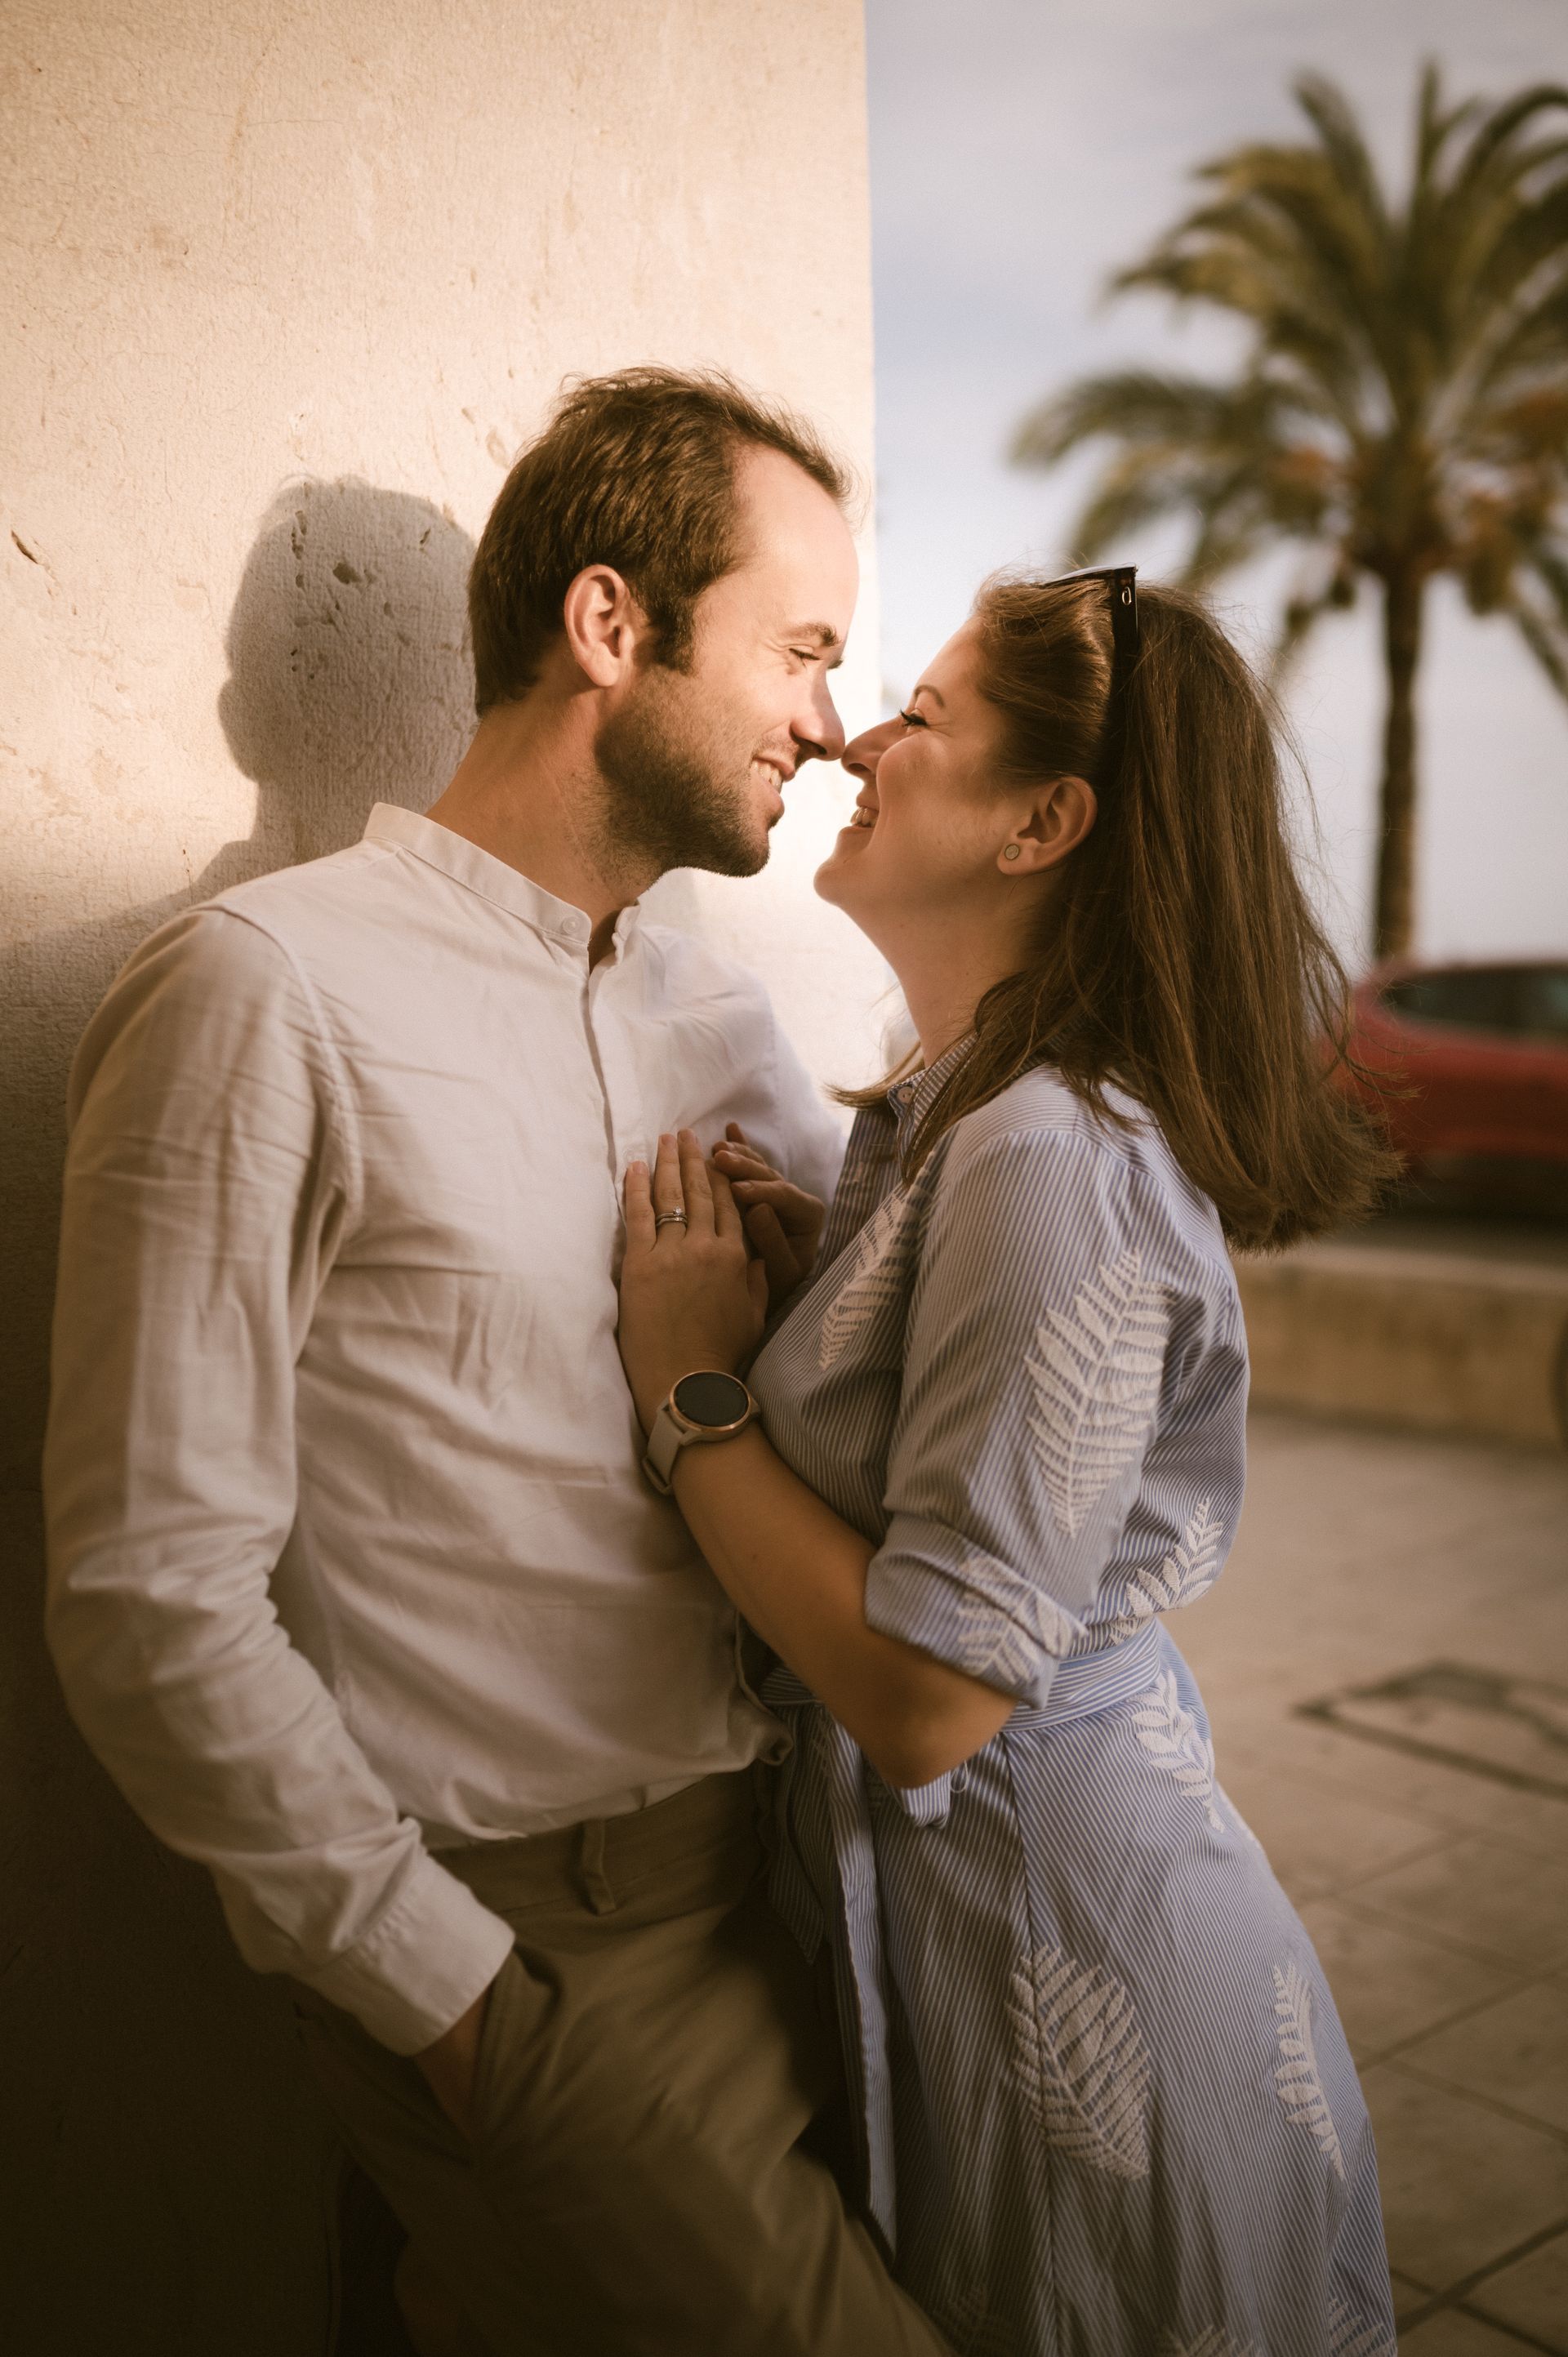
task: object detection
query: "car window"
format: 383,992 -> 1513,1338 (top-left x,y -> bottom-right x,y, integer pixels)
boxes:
1521,968 -> 1568,1043
1380,969 -> 1521,1033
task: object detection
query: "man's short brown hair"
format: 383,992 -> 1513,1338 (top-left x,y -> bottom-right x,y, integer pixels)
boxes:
467,367 -> 853,715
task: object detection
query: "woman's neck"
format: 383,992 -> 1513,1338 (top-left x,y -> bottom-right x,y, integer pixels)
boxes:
883,918 -> 1024,1074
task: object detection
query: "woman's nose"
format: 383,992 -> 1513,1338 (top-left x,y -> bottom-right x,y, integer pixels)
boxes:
841,717 -> 897,784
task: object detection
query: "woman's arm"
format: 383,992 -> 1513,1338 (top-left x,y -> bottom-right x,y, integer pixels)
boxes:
618,1132 -> 1012,1789
669,1427 -> 1011,1789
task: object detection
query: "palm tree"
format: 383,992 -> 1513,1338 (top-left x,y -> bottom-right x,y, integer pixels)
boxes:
1013,68 -> 1568,958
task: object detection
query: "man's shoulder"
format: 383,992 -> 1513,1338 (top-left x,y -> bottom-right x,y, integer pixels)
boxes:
200,837 -> 402,942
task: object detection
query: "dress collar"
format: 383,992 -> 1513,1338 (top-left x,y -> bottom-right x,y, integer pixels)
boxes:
885,1032 -> 977,1140
363,804 -> 640,954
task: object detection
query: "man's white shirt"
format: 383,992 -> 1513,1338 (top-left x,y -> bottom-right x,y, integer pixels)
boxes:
43,805 -> 845,2052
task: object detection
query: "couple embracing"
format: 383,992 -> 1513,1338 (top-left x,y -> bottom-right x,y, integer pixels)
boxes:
45,368 -> 1397,2355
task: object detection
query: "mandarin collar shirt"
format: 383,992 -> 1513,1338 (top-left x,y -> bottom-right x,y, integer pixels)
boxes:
43,806 -> 845,2051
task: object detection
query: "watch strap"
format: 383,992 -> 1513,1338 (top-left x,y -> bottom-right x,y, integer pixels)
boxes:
643,1399 -> 690,1495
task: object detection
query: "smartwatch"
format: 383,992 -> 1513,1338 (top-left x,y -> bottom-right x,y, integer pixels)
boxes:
642,1370 -> 760,1495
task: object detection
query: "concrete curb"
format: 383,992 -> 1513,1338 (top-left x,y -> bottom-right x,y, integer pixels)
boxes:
1234,1243 -> 1568,1451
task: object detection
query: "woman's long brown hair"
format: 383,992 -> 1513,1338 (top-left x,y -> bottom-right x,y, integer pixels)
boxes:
842,576 -> 1394,1252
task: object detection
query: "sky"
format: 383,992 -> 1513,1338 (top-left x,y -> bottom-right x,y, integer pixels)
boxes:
862,0 -> 1568,969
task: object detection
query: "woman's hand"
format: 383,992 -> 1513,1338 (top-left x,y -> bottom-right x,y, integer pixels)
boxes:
618,1130 -> 768,1432
710,1123 -> 826,1310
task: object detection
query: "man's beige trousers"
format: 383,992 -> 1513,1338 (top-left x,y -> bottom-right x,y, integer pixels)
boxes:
292,1768 -> 948,2356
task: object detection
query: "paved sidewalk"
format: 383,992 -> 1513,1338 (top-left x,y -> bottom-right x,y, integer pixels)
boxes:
1178,1411 -> 1568,2354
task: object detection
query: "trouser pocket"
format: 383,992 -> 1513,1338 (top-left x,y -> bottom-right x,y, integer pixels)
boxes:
466,1947 -> 557,2151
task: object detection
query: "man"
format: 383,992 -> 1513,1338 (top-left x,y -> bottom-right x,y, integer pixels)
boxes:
44,370 -> 947,2356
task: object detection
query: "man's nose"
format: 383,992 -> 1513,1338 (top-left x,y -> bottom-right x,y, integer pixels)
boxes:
793,689 -> 847,768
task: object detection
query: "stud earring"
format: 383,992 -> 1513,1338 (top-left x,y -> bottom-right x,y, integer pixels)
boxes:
1003,844 -> 1022,862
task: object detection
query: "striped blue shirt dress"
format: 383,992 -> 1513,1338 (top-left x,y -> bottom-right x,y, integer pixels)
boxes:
748,1045 -> 1396,2356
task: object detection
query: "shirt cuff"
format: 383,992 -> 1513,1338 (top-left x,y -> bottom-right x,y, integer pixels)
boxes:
290,1846 -> 518,2054
865,1514 -> 1087,1707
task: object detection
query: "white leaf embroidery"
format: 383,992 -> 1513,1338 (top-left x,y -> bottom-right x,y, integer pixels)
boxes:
955,1562 -> 1087,1691
1025,1250 -> 1168,1535
1273,1962 -> 1344,2179
1157,2332 -> 1259,2357
1327,2297 -> 1395,2357
817,1190 -> 910,1369
940,2287 -> 1017,2357
1100,1499 -> 1224,1640
1221,1789 -> 1267,1851
1006,1943 -> 1152,2180
1130,1669 -> 1224,1830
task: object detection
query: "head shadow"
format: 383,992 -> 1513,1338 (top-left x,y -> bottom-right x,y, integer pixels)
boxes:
204,476 -> 477,892
3,479 -> 479,1485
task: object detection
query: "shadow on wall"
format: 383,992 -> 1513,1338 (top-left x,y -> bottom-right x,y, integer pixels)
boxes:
2,483 -> 475,2356
213,476 -> 479,883
6,479 -> 477,1488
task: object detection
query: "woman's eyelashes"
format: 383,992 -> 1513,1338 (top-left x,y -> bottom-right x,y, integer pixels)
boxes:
898,707 -> 927,729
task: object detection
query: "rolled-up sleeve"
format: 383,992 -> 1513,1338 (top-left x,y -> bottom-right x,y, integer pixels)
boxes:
863,1125 -> 1187,1706
42,909 -> 514,2052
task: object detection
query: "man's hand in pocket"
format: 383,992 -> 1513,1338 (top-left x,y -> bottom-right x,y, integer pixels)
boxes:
414,1977 -> 494,2140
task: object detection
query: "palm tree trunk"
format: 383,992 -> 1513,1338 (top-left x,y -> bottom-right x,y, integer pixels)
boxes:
1373,568 -> 1423,960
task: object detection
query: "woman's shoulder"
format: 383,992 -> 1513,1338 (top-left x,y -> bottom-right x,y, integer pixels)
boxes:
933,1066 -> 1231,1280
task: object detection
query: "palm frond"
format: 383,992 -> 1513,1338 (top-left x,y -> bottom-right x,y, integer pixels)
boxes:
1008,59 -> 1568,838
1127,167 -> 1386,350
1294,72 -> 1393,248
1116,221 -> 1372,427
1432,97 -> 1568,373
1511,596 -> 1568,697
1016,368 -> 1348,582
1465,271 -> 1568,406
1443,82 -> 1568,216
1271,564 -> 1357,682
1069,465 -> 1192,563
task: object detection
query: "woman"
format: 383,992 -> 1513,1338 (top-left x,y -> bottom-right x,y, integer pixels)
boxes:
615,571 -> 1397,2355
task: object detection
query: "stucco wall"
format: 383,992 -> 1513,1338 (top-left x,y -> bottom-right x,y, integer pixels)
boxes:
2,4 -> 880,2346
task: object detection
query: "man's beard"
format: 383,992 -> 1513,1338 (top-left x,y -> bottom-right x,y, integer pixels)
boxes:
595,678 -> 771,880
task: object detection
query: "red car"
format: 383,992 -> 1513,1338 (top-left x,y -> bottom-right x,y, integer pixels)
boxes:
1338,960 -> 1568,1215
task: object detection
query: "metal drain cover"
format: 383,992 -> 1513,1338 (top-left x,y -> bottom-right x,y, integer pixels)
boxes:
1297,1661 -> 1568,1800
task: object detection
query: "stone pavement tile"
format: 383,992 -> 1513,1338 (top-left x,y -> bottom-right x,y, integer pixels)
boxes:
1392,2270 -> 1435,2326
1215,1764 -> 1453,1904
1468,2225 -> 1568,2352
1210,1710 -> 1568,1860
1341,1838 -> 1568,1972
1296,1900 -> 1525,2065
1234,1419 -> 1568,1609
1181,1479 -> 1568,1735
1212,1414 -> 1568,1617
1362,2062 -> 1568,2291
1402,1985 -> 1568,2135
1399,2309 -> 1552,2355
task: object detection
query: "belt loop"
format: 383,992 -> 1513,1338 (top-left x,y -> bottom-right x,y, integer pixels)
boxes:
577,1817 -> 617,1915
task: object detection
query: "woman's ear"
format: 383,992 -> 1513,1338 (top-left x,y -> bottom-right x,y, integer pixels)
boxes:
998,774 -> 1097,874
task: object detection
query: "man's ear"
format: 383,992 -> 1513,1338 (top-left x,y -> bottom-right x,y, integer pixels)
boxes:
560,564 -> 647,688
999,774 -> 1098,875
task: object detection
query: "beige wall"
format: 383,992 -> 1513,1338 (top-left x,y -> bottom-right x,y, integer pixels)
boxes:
3,0 -> 887,1485
1,5 -> 879,2344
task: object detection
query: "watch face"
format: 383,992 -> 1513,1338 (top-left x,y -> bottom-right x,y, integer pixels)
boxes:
671,1370 -> 751,1431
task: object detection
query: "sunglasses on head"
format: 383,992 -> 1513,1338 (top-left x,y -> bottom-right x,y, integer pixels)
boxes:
1043,564 -> 1139,789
